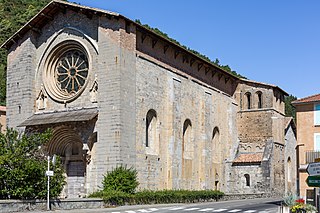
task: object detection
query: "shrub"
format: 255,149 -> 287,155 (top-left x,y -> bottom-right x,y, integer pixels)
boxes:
102,165 -> 139,194
89,189 -> 224,206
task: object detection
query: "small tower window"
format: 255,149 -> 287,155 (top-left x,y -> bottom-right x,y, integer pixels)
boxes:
244,174 -> 250,186
245,92 -> 251,109
257,92 -> 262,109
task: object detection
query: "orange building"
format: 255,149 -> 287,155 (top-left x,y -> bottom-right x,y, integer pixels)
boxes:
293,94 -> 320,202
0,106 -> 6,133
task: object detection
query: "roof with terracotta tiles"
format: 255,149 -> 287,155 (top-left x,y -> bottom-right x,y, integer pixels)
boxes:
292,93 -> 320,105
0,106 -> 6,112
233,153 -> 263,164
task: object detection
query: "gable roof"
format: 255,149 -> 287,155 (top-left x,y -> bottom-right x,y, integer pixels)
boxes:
241,78 -> 288,96
233,153 -> 263,164
292,93 -> 320,105
0,0 -> 119,50
284,117 -> 296,137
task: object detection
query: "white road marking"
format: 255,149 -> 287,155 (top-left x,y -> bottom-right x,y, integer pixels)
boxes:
148,208 -> 159,211
126,211 -> 137,213
244,210 -> 257,213
198,208 -> 214,211
213,209 -> 228,212
137,209 -> 151,212
169,207 -> 185,210
184,207 -> 200,211
228,209 -> 242,212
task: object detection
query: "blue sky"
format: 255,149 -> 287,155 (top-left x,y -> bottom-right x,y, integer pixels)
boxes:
75,0 -> 320,98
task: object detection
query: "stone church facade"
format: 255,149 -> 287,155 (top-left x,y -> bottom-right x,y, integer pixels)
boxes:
1,0 -> 297,198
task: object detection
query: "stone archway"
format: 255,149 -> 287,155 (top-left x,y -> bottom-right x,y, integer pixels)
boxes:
47,126 -> 86,198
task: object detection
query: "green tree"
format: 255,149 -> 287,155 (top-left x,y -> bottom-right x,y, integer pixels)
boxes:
0,129 -> 65,199
285,94 -> 297,121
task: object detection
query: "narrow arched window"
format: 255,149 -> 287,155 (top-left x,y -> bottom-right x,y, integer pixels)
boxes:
183,119 -> 193,159
212,126 -> 220,160
146,109 -> 157,148
257,91 -> 262,109
287,157 -> 292,182
212,127 -> 220,142
245,92 -> 251,109
244,174 -> 250,186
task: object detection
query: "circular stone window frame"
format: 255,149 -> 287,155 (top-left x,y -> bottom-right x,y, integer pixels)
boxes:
43,40 -> 91,103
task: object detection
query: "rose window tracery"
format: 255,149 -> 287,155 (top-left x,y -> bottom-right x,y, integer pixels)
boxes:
56,50 -> 88,94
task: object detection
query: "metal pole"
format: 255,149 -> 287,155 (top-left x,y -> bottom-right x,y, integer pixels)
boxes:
47,155 -> 50,211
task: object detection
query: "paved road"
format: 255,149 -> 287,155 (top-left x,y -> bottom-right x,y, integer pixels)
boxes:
31,198 -> 281,213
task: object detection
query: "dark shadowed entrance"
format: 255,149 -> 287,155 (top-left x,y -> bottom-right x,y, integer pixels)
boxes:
47,126 -> 86,198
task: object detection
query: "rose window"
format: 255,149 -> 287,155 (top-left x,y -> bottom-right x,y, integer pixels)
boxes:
42,41 -> 90,103
56,50 -> 88,94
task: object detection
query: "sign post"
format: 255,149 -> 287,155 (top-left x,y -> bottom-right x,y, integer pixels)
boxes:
307,162 -> 320,176
306,176 -> 320,187
306,162 -> 320,212
45,155 -> 55,211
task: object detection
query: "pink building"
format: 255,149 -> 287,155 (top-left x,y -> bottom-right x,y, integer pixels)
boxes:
0,106 -> 6,133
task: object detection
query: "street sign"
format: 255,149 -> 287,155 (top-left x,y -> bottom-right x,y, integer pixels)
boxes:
306,176 -> 320,187
45,170 -> 54,177
307,162 -> 320,176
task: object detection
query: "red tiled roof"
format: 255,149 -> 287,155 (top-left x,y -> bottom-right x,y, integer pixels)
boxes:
233,153 -> 263,163
292,93 -> 320,105
0,106 -> 6,112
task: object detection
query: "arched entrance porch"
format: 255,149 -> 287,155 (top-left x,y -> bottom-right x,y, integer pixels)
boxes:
47,126 -> 86,198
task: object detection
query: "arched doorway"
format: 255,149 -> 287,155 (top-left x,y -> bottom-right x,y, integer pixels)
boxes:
47,126 -> 86,198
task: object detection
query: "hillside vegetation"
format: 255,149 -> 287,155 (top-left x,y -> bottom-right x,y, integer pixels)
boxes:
0,0 -> 52,106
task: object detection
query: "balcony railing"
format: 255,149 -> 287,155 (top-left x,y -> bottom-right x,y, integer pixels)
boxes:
306,151 -> 320,164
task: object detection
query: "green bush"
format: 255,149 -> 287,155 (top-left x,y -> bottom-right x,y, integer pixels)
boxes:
102,165 -> 139,194
89,189 -> 224,206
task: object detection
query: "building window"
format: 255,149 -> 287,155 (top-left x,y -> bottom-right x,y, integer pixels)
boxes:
244,174 -> 250,186
287,157 -> 292,182
183,119 -> 193,159
314,133 -> 320,151
146,109 -> 157,148
315,104 -> 320,125
43,41 -> 90,103
212,127 -> 220,142
256,92 -> 262,109
245,92 -> 251,109
212,126 -> 220,161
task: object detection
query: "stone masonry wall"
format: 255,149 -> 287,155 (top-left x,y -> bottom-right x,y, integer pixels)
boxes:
284,124 -> 297,195
7,31 -> 37,130
135,53 -> 239,192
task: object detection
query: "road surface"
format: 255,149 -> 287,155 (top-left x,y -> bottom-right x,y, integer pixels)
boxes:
31,197 -> 282,213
